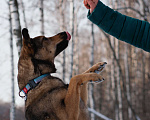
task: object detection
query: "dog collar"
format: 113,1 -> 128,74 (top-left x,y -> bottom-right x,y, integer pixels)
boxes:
19,73 -> 50,99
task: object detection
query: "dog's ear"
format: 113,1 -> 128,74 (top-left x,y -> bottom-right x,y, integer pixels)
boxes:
22,28 -> 33,48
22,28 -> 30,40
22,28 -> 34,55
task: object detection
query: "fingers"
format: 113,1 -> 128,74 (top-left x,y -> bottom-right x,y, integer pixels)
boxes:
87,0 -> 95,6
83,0 -> 90,9
84,0 -> 98,13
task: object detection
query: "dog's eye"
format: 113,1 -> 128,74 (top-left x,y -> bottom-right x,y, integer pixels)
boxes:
43,37 -> 48,41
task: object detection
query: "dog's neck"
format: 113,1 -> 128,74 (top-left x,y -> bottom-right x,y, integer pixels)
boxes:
31,58 -> 56,74
18,55 -> 56,90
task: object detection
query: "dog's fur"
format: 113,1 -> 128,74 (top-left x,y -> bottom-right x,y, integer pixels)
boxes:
18,28 -> 106,120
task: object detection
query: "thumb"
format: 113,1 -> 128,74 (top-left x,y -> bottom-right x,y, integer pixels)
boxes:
87,0 -> 95,7
84,0 -> 90,9
87,0 -> 97,13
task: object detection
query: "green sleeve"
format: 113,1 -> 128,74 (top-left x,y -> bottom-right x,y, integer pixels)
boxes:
87,0 -> 150,52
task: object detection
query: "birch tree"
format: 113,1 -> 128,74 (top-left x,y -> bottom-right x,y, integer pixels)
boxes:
72,1 -> 80,76
69,0 -> 75,80
123,1 -> 132,119
114,0 -> 123,119
59,0 -> 66,81
110,37 -> 119,120
9,0 -> 22,55
89,23 -> 95,120
141,0 -> 148,115
111,1 -> 123,119
8,2 -> 15,120
20,0 -> 27,28
124,43 -> 132,120
40,0 -> 44,35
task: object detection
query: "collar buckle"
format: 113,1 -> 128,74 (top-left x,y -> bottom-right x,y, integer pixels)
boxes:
19,90 -> 27,100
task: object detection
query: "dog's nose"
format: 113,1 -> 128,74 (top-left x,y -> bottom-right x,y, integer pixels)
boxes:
66,31 -> 71,41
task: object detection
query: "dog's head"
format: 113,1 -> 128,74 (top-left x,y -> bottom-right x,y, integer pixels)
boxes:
18,28 -> 71,90
22,28 -> 71,61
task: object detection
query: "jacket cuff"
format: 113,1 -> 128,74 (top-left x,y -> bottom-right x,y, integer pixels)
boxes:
87,0 -> 108,25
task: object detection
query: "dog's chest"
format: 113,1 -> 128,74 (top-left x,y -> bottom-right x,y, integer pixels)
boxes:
25,77 -> 67,108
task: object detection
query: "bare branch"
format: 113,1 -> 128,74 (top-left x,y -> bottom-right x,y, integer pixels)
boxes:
102,31 -> 141,120
88,108 -> 112,120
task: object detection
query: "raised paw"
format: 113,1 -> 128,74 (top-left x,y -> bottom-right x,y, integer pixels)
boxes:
74,73 -> 105,85
90,77 -> 105,84
88,73 -> 105,84
89,62 -> 107,74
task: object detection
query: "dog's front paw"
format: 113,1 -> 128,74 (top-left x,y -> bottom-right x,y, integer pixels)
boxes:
88,73 -> 105,84
90,62 -> 107,74
90,77 -> 105,84
94,62 -> 107,74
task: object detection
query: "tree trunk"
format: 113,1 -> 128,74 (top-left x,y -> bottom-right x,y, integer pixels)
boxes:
20,0 -> 27,28
9,2 -> 15,120
110,37 -> 115,97
141,0 -> 148,115
110,37 -> 118,120
142,51 -> 146,114
59,0 -> 66,81
40,0 -> 44,35
73,7 -> 79,76
89,23 -> 95,120
9,0 -> 22,55
123,1 -> 132,119
124,43 -> 132,120
116,39 -> 123,120
69,0 -> 74,80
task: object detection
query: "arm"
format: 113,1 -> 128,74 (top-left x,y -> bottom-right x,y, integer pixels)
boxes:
85,0 -> 150,52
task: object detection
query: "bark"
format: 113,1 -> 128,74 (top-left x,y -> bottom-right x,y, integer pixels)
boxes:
20,0 -> 27,28
8,2 -> 15,120
89,23 -> 95,120
123,1 -> 132,119
73,7 -> 79,76
9,0 -> 22,55
124,44 -> 132,120
142,51 -> 146,114
110,37 -> 119,120
110,37 -> 115,99
141,0 -> 148,114
69,0 -> 75,80
62,50 -> 66,81
113,2 -> 123,120
40,0 -> 44,35
116,39 -> 123,120
59,0 -> 66,81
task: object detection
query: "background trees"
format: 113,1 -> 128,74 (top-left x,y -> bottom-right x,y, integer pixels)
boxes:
0,0 -> 150,120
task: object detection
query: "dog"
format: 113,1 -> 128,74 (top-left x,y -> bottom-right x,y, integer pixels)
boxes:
17,28 -> 107,120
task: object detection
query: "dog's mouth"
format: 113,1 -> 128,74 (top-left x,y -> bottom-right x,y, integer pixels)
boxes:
55,32 -> 71,56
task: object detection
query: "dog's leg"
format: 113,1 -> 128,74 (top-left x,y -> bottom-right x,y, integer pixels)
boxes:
65,73 -> 104,120
80,62 -> 107,106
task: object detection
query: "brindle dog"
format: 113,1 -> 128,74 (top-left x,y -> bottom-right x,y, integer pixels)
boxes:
18,28 -> 107,120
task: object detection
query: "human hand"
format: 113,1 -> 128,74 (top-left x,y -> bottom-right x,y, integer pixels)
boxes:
83,0 -> 98,13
